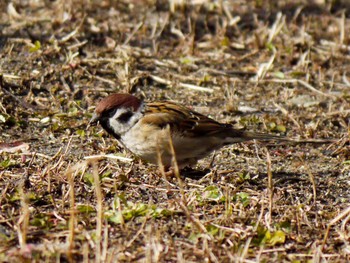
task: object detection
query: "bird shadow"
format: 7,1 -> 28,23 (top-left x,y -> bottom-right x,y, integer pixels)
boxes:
180,167 -> 211,180
180,168 -> 310,184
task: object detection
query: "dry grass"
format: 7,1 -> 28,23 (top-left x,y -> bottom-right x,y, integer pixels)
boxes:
1,0 -> 350,262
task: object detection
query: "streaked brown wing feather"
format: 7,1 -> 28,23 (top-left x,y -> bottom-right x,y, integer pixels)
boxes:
143,101 -> 234,137
142,101 -> 303,143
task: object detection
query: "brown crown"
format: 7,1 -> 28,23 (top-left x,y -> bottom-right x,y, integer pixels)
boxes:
95,93 -> 142,115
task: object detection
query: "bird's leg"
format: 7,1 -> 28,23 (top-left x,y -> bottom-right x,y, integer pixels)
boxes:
163,166 -> 175,178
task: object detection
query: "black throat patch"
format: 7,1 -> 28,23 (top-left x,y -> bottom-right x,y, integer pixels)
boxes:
100,120 -> 121,140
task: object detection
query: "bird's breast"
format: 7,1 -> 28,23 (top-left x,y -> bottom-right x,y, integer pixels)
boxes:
120,122 -> 224,167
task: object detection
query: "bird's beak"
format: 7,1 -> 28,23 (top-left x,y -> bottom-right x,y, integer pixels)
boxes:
88,113 -> 99,127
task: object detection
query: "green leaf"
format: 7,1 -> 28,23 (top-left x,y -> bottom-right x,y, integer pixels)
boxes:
253,226 -> 286,246
202,186 -> 224,202
51,123 -> 60,131
180,56 -> 194,65
77,204 -> 95,213
188,232 -> 201,244
253,225 -> 269,246
68,106 -> 78,116
236,192 -> 250,207
76,129 -> 85,137
273,71 -> 285,79
268,122 -> 286,133
31,214 -> 51,228
266,42 -> 275,52
268,122 -> 276,130
117,193 -> 127,205
106,211 -> 124,224
237,172 -> 250,182
0,159 -> 13,169
106,200 -> 176,224
83,173 -> 94,186
101,170 -> 113,179
29,40 -> 41,52
202,74 -> 211,83
276,124 -> 286,133
206,224 -> 219,236
0,114 -> 6,123
290,71 -> 306,78
268,230 -> 286,245
278,221 -> 292,233
9,191 -> 37,202
221,37 -> 230,47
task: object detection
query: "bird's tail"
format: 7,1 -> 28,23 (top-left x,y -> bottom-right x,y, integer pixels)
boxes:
229,130 -> 335,144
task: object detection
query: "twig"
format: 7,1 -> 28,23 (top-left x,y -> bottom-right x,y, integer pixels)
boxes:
249,78 -> 337,99
322,205 -> 350,251
342,72 -> 350,87
297,79 -> 335,99
1,74 -> 21,79
92,161 -> 103,263
59,16 -> 85,43
268,12 -> 285,43
326,109 -> 350,116
67,40 -> 88,50
149,74 -> 171,85
265,148 -> 273,229
272,102 -> 302,131
66,165 -> 76,262
149,74 -> 214,93
79,66 -> 117,85
126,220 -> 147,248
17,182 -> 29,249
320,39 -> 350,51
255,48 -> 276,81
84,154 -> 133,163
0,82 -> 37,110
222,2 -> 241,26
166,126 -> 185,199
177,200 -> 208,235
124,22 -> 143,45
178,82 -> 214,93
299,156 -> 317,206
81,58 -> 124,64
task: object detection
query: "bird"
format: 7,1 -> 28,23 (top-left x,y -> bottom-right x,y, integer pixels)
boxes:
89,93 -> 327,169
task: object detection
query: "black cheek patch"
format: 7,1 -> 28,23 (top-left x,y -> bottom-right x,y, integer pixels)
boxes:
117,111 -> 133,123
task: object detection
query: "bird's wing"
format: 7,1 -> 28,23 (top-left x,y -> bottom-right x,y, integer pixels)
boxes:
142,101 -> 239,138
141,102 -> 335,144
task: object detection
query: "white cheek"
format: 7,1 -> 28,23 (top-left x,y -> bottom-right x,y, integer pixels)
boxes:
108,107 -> 143,136
128,109 -> 143,127
109,116 -> 129,135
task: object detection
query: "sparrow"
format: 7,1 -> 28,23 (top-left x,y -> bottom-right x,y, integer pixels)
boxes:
89,93 -> 315,168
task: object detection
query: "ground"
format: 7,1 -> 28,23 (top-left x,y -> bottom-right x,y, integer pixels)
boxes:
1,0 -> 350,262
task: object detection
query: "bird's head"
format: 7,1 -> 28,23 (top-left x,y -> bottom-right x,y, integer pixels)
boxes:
90,93 -> 144,139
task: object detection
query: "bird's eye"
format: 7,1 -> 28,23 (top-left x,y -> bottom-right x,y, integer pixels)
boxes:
117,111 -> 133,123
106,109 -> 117,118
